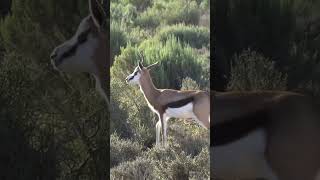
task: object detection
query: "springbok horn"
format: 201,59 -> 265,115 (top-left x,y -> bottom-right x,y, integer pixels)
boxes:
146,62 -> 159,69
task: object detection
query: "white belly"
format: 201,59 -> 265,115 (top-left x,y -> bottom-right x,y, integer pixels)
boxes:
212,129 -> 278,180
165,103 -> 194,119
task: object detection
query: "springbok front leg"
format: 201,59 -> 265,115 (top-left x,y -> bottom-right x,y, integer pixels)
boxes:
156,113 -> 169,147
156,119 -> 161,146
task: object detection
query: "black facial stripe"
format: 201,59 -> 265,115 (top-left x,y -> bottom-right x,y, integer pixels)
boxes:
78,29 -> 90,44
128,76 -> 134,81
57,29 -> 91,65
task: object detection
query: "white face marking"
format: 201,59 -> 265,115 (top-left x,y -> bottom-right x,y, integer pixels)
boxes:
51,16 -> 99,74
126,66 -> 141,85
212,129 -> 277,180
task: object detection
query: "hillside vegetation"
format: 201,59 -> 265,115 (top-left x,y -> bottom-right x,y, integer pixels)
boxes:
110,0 -> 210,179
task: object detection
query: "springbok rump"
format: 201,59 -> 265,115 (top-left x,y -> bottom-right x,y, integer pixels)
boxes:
211,90 -> 320,180
126,58 -> 210,147
50,0 -> 109,102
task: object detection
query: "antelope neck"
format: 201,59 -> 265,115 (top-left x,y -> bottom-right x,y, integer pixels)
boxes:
93,71 -> 109,103
139,72 -> 160,107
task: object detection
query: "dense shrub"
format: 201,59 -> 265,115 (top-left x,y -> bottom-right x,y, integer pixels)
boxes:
134,9 -> 161,29
111,2 -> 137,26
111,22 -> 128,61
157,24 -> 210,49
228,49 -> 288,91
181,77 -> 200,90
111,157 -> 155,180
146,143 -> 209,179
135,0 -> 201,28
110,134 -> 144,168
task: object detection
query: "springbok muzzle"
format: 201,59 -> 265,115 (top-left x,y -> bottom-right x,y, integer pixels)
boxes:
125,75 -> 133,83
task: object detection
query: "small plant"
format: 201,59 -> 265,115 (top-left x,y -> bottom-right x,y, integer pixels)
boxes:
228,49 -> 288,91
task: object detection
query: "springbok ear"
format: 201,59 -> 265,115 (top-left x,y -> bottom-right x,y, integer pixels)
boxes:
89,0 -> 105,28
146,62 -> 159,70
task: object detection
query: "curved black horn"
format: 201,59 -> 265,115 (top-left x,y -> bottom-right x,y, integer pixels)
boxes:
138,51 -> 145,69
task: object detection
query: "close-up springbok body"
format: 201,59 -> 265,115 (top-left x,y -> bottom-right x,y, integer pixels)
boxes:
50,0 -> 109,102
126,58 -> 210,146
211,91 -> 320,180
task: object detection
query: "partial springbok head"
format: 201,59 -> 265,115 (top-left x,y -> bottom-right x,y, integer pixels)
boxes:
50,0 -> 107,75
126,59 -> 159,85
50,0 -> 109,102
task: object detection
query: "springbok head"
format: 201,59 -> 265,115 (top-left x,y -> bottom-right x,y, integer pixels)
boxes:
126,54 -> 158,85
50,0 -> 107,76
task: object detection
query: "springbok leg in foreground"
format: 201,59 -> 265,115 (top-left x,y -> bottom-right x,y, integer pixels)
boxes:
211,91 -> 320,180
126,58 -> 210,146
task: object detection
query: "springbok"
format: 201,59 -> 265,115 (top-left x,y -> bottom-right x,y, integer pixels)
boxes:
50,0 -> 109,102
211,90 -> 320,180
125,58 -> 210,146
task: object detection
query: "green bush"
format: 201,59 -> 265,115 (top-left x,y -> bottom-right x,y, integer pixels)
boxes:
111,2 -> 137,26
157,24 -> 210,49
134,9 -> 161,29
145,144 -> 209,179
111,157 -> 155,180
181,77 -> 200,90
168,122 -> 209,156
110,134 -> 144,168
228,49 -> 288,91
127,26 -> 150,45
135,0 -> 200,29
111,22 -> 128,61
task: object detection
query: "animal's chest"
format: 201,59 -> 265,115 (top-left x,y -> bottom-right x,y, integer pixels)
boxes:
164,103 -> 194,119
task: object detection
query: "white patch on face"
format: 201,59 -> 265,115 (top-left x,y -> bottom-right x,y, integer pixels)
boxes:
212,129 -> 278,180
127,67 -> 141,85
54,16 -> 99,74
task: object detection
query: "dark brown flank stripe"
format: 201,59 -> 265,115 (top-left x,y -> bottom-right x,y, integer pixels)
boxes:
163,97 -> 194,110
211,107 -> 269,147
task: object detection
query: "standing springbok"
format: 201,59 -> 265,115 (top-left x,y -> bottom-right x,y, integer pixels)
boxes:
126,58 -> 210,146
211,90 -> 320,180
50,0 -> 109,102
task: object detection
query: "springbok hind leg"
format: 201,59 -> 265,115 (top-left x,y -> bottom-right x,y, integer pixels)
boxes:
163,116 -> 170,147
